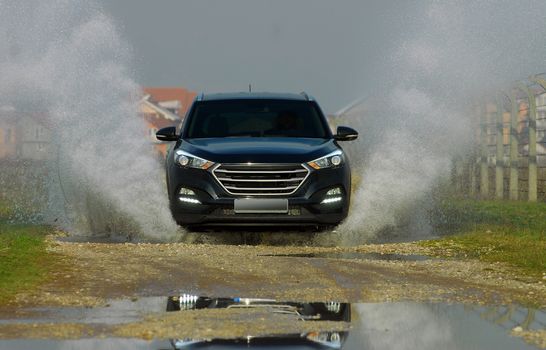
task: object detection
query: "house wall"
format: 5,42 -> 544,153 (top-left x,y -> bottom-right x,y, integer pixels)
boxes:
0,117 -> 17,159
16,116 -> 53,160
1,114 -> 53,160
140,99 -> 179,158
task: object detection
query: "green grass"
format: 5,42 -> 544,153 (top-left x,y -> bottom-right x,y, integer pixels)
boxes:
423,200 -> 546,278
0,201 -> 12,219
0,222 -> 57,303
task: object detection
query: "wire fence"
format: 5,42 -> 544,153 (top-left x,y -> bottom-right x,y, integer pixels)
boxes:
454,74 -> 546,201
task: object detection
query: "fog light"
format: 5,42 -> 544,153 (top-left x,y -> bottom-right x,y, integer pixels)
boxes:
322,187 -> 343,204
179,188 -> 200,204
321,197 -> 342,204
179,197 -> 201,204
179,188 -> 196,196
326,187 -> 342,196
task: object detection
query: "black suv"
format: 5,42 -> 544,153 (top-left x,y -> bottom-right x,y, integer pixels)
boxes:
156,92 -> 358,228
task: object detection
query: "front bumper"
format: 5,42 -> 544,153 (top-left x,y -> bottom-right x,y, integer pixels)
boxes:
168,165 -> 350,226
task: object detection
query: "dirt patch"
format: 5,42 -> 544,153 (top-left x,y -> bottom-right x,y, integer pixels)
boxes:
0,323 -> 91,339
6,236 -> 544,309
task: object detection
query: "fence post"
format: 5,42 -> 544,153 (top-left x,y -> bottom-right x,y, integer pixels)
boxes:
521,309 -> 536,330
469,153 -> 477,197
495,97 -> 504,199
509,89 -> 519,200
480,104 -> 490,198
519,84 -> 538,202
469,105 -> 480,198
529,76 -> 546,201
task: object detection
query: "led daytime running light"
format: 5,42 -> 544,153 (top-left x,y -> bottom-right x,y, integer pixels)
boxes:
179,197 -> 201,204
321,197 -> 342,204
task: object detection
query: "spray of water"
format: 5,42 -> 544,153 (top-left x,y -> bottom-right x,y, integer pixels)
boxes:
338,1 -> 546,244
0,0 -> 179,240
2,1 -> 545,245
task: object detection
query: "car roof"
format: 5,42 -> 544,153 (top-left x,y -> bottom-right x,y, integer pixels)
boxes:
199,92 -> 313,102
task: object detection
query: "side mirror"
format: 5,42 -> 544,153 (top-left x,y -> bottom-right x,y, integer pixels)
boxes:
156,126 -> 179,142
334,126 -> 358,141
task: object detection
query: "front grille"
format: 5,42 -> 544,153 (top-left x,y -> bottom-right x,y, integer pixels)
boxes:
212,163 -> 310,196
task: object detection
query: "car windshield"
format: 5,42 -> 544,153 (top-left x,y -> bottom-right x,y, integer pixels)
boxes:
185,99 -> 329,139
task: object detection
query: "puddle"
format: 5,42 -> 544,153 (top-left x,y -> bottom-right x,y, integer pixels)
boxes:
0,297 -> 166,325
0,295 -> 544,349
261,252 -> 431,261
0,338 -> 171,349
167,296 -> 350,349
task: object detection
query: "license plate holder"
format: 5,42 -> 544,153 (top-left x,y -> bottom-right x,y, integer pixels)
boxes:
234,198 -> 288,214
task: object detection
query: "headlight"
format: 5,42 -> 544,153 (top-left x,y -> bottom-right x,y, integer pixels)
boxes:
307,150 -> 343,170
174,150 -> 214,170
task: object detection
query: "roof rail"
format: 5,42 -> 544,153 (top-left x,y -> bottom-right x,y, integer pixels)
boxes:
299,91 -> 310,100
196,92 -> 205,101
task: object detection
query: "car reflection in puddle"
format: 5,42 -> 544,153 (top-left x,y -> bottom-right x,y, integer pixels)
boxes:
163,294 -> 545,350
167,295 -> 350,349
0,295 -> 544,349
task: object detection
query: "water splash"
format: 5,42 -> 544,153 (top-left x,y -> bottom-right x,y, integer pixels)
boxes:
338,1 -> 546,244
0,0 -> 179,240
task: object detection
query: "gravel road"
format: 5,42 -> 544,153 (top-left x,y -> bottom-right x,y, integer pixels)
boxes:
0,233 -> 544,348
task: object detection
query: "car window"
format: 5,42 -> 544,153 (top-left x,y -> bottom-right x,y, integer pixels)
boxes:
186,100 -> 329,138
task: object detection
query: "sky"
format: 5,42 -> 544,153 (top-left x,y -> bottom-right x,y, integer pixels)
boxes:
99,0 -> 419,113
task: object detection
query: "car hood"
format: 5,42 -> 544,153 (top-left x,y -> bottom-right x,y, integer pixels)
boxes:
181,138 -> 339,164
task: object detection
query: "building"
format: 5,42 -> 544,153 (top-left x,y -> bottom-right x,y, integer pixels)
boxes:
0,86 -> 197,161
139,94 -> 181,158
0,107 -> 52,161
140,87 -> 197,158
17,115 -> 52,160
142,87 -> 197,118
0,107 -> 17,159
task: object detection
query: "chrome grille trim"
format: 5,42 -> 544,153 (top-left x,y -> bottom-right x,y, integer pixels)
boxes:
225,185 -> 299,191
216,177 -> 306,182
214,169 -> 308,174
212,163 -> 311,196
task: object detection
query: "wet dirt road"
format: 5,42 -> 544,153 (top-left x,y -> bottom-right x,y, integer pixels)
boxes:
0,233 -> 545,349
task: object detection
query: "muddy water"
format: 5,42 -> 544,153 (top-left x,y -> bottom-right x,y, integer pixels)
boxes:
0,295 -> 543,349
